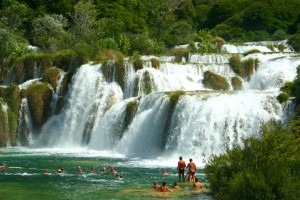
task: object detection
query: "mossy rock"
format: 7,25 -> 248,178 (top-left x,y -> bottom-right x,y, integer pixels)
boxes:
40,54 -> 54,74
121,99 -> 139,138
229,55 -> 243,76
231,76 -> 243,90
133,57 -> 143,71
243,49 -> 261,56
26,83 -> 53,131
0,102 -> 9,146
13,61 -> 25,84
53,50 -> 76,71
42,67 -> 63,90
169,90 -> 185,109
151,58 -> 160,69
203,71 -> 230,90
0,85 -> 20,146
243,58 -> 255,81
172,48 -> 190,62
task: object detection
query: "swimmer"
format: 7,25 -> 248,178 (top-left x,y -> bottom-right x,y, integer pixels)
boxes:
0,163 -> 6,170
158,182 -> 172,192
100,166 -> 106,172
90,166 -> 95,173
193,178 -> 203,189
43,170 -> 49,175
153,182 -> 160,189
162,169 -> 168,175
109,166 -> 116,174
77,166 -> 83,173
173,182 -> 180,189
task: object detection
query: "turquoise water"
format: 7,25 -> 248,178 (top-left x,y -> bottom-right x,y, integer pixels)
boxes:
0,148 -> 212,200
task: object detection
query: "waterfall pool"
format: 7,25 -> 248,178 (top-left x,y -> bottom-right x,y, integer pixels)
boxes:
0,147 -> 212,200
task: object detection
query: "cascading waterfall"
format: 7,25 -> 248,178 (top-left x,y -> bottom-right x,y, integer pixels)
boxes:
50,71 -> 66,115
35,63 -> 123,147
16,98 -> 33,146
31,52 -> 300,162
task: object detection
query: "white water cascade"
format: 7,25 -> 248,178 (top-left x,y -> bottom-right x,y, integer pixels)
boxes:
33,52 -> 300,163
16,98 -> 33,146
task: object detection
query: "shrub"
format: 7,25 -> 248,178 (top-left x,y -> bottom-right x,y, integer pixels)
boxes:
203,71 -> 230,90
204,122 -> 300,200
94,49 -> 124,63
288,34 -> 300,52
277,92 -> 289,103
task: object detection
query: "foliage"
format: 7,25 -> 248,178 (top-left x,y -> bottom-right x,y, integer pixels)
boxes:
31,14 -> 70,52
163,21 -> 193,47
194,29 -> 217,53
42,67 -> 62,90
204,122 -> 300,200
203,71 -> 230,90
277,93 -> 289,103
288,34 -> 300,52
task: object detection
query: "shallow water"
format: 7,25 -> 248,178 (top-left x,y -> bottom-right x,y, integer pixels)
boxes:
0,148 -> 212,200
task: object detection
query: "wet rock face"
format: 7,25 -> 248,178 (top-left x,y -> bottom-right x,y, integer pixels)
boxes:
203,70 -> 230,90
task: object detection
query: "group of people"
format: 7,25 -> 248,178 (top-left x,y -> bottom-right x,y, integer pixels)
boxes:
153,156 -> 203,193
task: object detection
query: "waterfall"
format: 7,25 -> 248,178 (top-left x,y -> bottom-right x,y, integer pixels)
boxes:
16,98 -> 33,146
50,71 -> 66,115
35,63 -> 123,147
30,52 -> 300,161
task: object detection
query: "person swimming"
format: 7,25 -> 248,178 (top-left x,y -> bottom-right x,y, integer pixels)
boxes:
158,182 -> 172,192
153,182 -> 160,189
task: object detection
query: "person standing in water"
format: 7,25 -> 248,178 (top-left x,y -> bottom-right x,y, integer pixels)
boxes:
77,166 -> 82,173
186,158 -> 196,182
177,156 -> 186,182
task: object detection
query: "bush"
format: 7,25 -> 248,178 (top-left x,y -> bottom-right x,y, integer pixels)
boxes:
277,92 -> 289,103
204,122 -> 300,200
288,34 -> 300,52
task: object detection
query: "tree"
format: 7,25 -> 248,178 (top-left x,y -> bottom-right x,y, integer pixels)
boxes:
0,0 -> 29,33
147,0 -> 186,39
31,14 -> 69,52
70,0 -> 98,37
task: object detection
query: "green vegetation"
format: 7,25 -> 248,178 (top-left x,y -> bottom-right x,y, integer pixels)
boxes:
204,122 -> 300,200
42,67 -> 63,90
229,56 -> 258,81
0,84 -> 20,146
25,83 -> 53,131
203,71 -> 230,90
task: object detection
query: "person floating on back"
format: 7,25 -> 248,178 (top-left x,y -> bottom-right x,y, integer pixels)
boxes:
186,158 -> 196,182
177,156 -> 186,182
158,182 -> 172,192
